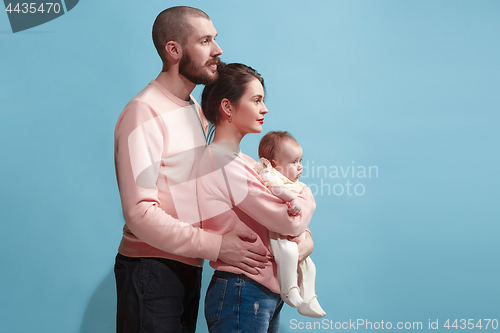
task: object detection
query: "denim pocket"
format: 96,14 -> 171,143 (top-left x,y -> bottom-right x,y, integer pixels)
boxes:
205,277 -> 228,323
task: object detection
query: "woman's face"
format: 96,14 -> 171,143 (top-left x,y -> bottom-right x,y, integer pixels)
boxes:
231,78 -> 268,136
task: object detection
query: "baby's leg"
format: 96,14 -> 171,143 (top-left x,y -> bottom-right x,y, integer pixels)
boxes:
269,231 -> 303,307
298,256 -> 326,318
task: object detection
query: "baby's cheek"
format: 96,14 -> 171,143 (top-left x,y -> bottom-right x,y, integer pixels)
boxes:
275,165 -> 285,174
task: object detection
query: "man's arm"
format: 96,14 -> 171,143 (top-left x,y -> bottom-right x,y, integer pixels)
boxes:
116,100 -> 268,268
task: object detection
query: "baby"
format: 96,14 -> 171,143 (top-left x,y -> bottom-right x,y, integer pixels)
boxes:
255,131 -> 326,318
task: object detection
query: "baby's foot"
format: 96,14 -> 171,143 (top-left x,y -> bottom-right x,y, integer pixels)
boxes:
298,296 -> 326,318
282,286 -> 303,308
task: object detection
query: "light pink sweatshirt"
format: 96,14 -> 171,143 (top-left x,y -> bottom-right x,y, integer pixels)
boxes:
197,143 -> 316,293
114,81 -> 222,266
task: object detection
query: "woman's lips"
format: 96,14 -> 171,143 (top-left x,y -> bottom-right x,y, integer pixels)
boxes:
257,118 -> 264,124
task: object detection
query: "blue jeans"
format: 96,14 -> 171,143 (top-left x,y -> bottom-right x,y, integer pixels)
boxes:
114,254 -> 202,333
205,271 -> 283,333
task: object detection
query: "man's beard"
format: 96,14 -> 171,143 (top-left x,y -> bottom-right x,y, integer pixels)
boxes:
179,51 -> 220,85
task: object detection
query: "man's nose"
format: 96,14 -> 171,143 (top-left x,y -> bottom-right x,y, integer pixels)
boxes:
212,41 -> 222,56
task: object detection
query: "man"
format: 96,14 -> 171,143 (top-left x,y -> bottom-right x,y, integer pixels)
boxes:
113,7 -> 268,332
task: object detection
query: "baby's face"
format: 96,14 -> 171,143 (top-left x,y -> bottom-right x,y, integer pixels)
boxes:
273,140 -> 303,182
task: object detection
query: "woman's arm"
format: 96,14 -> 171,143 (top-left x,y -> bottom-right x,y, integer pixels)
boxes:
202,151 -> 315,236
288,230 -> 314,264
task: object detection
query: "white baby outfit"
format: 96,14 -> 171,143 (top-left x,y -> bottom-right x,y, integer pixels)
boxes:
255,158 -> 326,318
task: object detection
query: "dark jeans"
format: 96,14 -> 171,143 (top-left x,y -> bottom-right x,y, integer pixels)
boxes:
205,271 -> 283,333
114,253 -> 202,333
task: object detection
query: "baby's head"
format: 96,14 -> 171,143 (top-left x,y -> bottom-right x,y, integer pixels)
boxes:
258,131 -> 303,182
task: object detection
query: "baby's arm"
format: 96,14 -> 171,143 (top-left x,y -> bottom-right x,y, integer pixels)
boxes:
268,185 -> 297,202
268,186 -> 302,216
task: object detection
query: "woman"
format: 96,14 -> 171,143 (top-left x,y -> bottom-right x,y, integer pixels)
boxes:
197,63 -> 316,332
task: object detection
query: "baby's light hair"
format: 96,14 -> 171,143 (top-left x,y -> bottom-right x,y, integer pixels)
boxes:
258,131 -> 299,161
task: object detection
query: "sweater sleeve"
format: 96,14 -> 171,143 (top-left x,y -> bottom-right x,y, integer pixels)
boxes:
114,100 -> 222,261
239,158 -> 315,236
197,148 -> 315,237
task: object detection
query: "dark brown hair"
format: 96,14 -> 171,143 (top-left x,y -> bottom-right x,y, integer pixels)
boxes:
258,131 -> 298,161
152,6 -> 210,63
201,63 -> 265,142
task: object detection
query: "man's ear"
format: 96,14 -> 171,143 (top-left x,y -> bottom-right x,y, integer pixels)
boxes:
165,41 -> 182,61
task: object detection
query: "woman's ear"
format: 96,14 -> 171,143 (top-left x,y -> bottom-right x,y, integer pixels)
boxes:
221,98 -> 232,117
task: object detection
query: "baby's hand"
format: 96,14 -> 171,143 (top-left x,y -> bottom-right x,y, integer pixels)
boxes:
287,198 -> 302,216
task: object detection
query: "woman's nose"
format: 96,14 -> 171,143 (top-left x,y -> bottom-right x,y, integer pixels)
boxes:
261,102 -> 268,114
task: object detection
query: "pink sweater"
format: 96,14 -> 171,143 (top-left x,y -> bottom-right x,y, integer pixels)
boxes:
114,80 -> 222,266
197,143 -> 316,293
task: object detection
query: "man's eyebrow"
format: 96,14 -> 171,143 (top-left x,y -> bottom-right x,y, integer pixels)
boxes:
198,33 -> 217,40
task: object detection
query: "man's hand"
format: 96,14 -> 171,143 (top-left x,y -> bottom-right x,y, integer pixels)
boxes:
288,231 -> 314,264
218,230 -> 269,274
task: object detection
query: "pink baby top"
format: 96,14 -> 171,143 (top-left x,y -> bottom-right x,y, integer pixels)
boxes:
114,80 -> 222,267
197,142 -> 316,293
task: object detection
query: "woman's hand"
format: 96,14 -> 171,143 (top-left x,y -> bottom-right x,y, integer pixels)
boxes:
288,230 -> 314,264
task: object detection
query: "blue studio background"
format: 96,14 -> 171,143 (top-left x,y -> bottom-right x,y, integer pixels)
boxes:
1,1 -> 499,332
